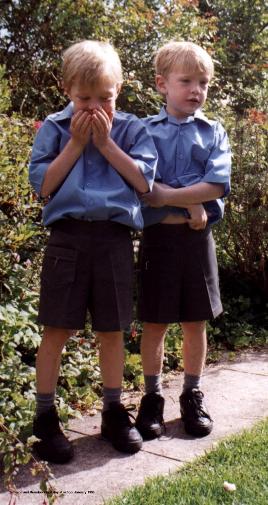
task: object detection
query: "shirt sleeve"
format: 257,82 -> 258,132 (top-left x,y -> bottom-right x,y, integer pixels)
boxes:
29,119 -> 61,195
126,120 -> 158,191
202,122 -> 231,196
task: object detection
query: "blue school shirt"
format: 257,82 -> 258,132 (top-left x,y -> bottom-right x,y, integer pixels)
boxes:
142,107 -> 231,226
29,103 -> 157,230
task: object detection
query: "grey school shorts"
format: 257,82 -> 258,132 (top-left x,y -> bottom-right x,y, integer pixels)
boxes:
137,223 -> 223,323
38,219 -> 134,332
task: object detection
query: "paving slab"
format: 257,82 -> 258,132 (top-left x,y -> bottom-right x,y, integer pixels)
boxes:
1,349 -> 268,505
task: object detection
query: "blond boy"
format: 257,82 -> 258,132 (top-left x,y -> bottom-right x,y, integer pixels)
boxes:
136,41 -> 231,439
29,40 -> 157,462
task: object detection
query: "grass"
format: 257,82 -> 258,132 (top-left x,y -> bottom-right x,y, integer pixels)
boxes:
106,418 -> 268,505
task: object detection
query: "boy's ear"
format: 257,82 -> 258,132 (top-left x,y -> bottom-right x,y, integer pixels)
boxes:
62,79 -> 70,97
155,74 -> 167,95
63,87 -> 71,99
116,82 -> 122,96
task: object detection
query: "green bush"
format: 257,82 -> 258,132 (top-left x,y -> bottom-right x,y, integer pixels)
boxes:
214,109 -> 268,293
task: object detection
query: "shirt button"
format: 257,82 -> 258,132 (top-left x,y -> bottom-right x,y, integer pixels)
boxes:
179,154 -> 183,159
179,132 -> 183,136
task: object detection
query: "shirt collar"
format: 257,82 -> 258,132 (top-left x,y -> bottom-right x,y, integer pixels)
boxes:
150,106 -> 214,126
51,102 -> 74,121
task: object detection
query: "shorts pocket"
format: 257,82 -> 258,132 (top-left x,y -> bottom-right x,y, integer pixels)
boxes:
41,245 -> 77,287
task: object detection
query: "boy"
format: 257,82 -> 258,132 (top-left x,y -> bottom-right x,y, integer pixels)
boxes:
29,40 -> 157,463
135,41 -> 231,440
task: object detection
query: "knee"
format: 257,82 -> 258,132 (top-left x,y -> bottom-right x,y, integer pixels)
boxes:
142,322 -> 167,340
43,327 -> 74,347
182,321 -> 206,339
96,331 -> 123,346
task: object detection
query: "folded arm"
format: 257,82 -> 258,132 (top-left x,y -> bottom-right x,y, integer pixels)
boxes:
142,181 -> 225,208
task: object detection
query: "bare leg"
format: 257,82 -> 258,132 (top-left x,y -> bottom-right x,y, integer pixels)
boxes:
96,331 -> 124,388
36,326 -> 73,393
181,321 -> 207,377
140,322 -> 168,375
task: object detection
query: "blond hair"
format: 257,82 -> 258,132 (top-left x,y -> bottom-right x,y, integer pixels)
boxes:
62,40 -> 123,90
154,41 -> 214,79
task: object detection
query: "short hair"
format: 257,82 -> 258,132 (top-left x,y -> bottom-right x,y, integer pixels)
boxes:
154,41 -> 214,79
62,40 -> 123,89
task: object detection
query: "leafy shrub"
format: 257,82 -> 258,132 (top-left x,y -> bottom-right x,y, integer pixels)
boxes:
214,109 -> 268,295
0,0 -> 216,117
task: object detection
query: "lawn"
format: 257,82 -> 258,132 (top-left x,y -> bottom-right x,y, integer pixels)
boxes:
106,417 -> 268,505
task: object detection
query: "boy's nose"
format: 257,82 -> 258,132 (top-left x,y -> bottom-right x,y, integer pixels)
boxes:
87,99 -> 99,110
190,86 -> 201,96
191,82 -> 200,92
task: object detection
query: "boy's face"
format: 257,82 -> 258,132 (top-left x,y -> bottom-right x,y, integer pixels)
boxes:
156,70 -> 210,119
66,79 -> 120,118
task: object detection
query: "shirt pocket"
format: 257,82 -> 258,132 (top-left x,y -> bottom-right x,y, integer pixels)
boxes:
188,144 -> 211,176
191,144 -> 211,163
41,245 -> 77,287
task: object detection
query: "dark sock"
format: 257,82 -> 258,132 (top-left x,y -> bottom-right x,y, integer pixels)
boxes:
182,373 -> 201,392
102,386 -> 122,412
144,374 -> 162,395
36,392 -> 55,416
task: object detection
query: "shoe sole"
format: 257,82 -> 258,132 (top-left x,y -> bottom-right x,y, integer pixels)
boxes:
101,427 -> 142,454
182,420 -> 213,438
33,441 -> 74,464
136,424 -> 163,441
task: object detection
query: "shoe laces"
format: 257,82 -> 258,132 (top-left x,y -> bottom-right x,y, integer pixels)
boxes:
185,389 -> 212,420
108,403 -> 136,428
140,393 -> 164,423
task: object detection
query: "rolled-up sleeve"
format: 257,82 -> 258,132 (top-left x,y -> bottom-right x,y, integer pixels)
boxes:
29,120 -> 60,195
202,122 -> 231,196
127,123 -> 158,191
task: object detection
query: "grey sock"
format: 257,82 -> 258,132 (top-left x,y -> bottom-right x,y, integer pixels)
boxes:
102,387 -> 122,412
144,374 -> 162,395
183,373 -> 201,392
36,392 -> 55,416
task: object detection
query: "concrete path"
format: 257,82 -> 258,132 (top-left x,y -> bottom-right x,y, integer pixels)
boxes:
1,349 -> 268,505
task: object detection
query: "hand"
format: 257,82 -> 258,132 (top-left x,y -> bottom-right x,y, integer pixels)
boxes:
141,182 -> 169,207
91,107 -> 113,149
187,204 -> 208,230
70,110 -> 92,149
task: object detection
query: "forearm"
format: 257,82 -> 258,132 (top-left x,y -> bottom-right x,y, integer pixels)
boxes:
98,138 -> 149,193
161,182 -> 225,207
40,139 -> 84,197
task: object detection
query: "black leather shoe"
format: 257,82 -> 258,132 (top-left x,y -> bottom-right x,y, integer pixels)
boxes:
101,402 -> 142,454
136,392 -> 165,440
179,388 -> 213,437
33,406 -> 74,464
